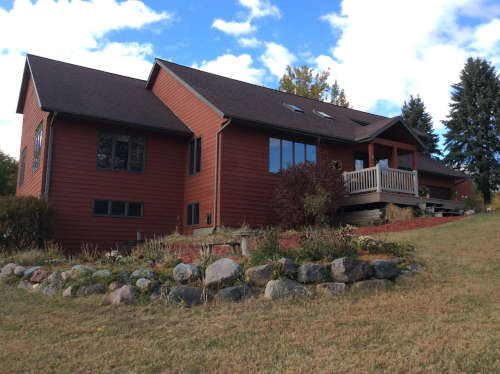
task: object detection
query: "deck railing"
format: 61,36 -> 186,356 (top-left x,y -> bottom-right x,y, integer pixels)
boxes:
343,164 -> 418,196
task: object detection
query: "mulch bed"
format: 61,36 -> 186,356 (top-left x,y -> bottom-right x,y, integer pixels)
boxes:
354,215 -> 468,235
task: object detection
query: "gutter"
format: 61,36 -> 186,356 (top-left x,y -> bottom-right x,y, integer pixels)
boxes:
213,118 -> 232,232
43,111 -> 58,201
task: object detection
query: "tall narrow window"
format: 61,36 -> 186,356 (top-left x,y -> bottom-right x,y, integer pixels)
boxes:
187,203 -> 200,226
306,144 -> 316,163
294,142 -> 305,165
282,140 -> 293,170
188,137 -> 201,175
96,133 -> 145,172
269,138 -> 280,173
32,123 -> 43,173
19,147 -> 27,187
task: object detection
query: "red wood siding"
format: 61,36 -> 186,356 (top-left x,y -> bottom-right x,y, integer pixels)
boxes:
16,76 -> 49,197
48,118 -> 186,251
419,173 -> 473,202
151,68 -> 226,231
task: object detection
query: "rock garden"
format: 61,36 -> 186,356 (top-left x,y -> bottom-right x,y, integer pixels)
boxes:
0,227 -> 422,307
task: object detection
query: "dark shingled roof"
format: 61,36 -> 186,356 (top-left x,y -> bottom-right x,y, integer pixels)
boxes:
17,54 -> 191,135
399,153 -> 468,178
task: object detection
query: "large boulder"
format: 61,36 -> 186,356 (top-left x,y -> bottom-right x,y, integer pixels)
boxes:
352,279 -> 393,291
331,258 -> 373,283
47,271 -> 65,289
135,278 -> 159,292
1,263 -> 17,274
14,266 -> 26,276
30,270 -> 49,283
92,269 -> 111,279
71,265 -> 95,278
278,257 -> 297,277
370,259 -> 399,279
204,258 -> 243,288
218,285 -> 254,303
173,263 -> 201,284
297,264 -> 328,284
109,285 -> 136,305
42,284 -> 57,297
168,286 -> 203,307
75,284 -> 107,297
316,282 -> 346,296
23,266 -> 41,278
245,264 -> 273,286
18,280 -> 32,289
131,269 -> 157,280
264,279 -> 311,300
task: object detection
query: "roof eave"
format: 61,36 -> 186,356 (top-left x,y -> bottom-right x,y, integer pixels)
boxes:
16,56 -> 43,114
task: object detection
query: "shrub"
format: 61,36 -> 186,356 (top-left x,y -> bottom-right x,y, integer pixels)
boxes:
463,187 -> 485,212
0,196 -> 54,253
249,229 -> 287,266
491,193 -> 500,211
300,227 -> 357,261
133,237 -> 165,264
385,203 -> 413,223
273,161 -> 345,229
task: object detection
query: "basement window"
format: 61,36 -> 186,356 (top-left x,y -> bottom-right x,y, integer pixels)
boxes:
19,147 -> 27,187
96,133 -> 146,173
186,203 -> 200,226
313,109 -> 333,119
283,103 -> 304,113
32,122 -> 43,173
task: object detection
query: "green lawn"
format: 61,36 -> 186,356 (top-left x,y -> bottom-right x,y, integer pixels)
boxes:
1,213 -> 499,373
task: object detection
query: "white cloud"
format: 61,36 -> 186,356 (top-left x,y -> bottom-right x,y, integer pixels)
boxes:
317,0 -> 500,130
260,42 -> 296,78
212,0 -> 280,35
238,37 -> 262,48
192,54 -> 266,84
0,0 -> 170,158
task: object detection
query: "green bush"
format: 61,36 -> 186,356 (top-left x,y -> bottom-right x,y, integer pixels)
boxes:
300,228 -> 357,261
0,196 -> 54,253
249,229 -> 288,266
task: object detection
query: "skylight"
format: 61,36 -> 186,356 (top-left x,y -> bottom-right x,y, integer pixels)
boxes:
283,103 -> 304,113
352,119 -> 370,126
313,109 -> 333,119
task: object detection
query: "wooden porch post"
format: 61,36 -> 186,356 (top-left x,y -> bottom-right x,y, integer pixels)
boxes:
368,142 -> 375,167
412,149 -> 418,170
391,147 -> 398,169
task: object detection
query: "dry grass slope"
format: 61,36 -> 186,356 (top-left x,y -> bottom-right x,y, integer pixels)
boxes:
1,213 -> 499,373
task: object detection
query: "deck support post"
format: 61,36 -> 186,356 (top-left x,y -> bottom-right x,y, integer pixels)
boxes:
391,147 -> 398,169
375,163 -> 381,192
368,142 -> 375,167
413,170 -> 419,196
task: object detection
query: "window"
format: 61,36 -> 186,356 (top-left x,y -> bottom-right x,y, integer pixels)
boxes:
188,137 -> 201,175
18,147 -> 27,187
32,123 -> 42,173
93,200 -> 143,217
283,103 -> 304,113
269,137 -> 317,173
96,133 -> 145,172
313,109 -> 333,119
354,152 -> 367,171
187,203 -> 200,226
377,158 -> 389,168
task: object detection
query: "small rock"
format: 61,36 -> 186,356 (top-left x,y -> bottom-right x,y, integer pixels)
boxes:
63,286 -> 74,297
370,259 -> 399,279
14,266 -> 26,276
465,209 -> 475,215
391,257 -> 405,264
108,282 -> 121,292
168,286 -> 203,306
173,263 -> 201,284
71,265 -> 95,278
297,263 -> 328,284
109,285 -> 136,305
118,270 -> 131,284
264,279 -> 311,300
245,264 -> 273,286
352,279 -> 393,291
32,283 -> 42,291
204,258 -> 243,288
43,284 -> 57,296
331,258 -> 373,283
18,280 -> 32,289
30,270 -> 49,283
131,269 -> 157,279
219,285 -> 254,303
48,270 -> 62,283
406,264 -> 423,274
92,269 -> 111,279
316,282 -> 346,296
75,284 -> 107,297
24,266 -> 41,278
61,270 -> 72,280
278,257 -> 297,277
135,278 -> 152,291
397,270 -> 413,279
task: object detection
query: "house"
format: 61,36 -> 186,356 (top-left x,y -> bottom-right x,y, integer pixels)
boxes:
15,54 -> 473,251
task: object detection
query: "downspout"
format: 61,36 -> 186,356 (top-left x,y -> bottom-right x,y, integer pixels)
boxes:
213,118 -> 232,233
43,111 -> 58,201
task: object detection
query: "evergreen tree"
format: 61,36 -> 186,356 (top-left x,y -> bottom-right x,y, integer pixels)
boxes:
401,95 -> 441,157
0,149 -> 18,196
330,80 -> 350,108
443,57 -> 500,204
279,65 -> 330,101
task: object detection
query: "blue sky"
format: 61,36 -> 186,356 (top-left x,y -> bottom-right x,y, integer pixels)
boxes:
1,0 -> 500,157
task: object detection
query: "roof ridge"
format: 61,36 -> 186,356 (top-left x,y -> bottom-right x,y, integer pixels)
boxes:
157,58 -> 388,120
27,53 -> 148,84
